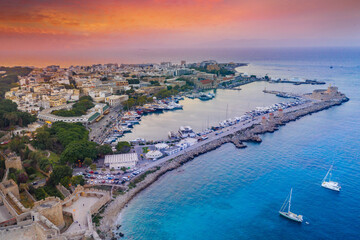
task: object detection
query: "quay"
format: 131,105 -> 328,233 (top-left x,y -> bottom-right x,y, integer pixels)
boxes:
98,86 -> 348,238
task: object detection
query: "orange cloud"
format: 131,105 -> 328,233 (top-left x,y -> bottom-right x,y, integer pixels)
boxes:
1,0 -> 359,36
0,0 -> 359,66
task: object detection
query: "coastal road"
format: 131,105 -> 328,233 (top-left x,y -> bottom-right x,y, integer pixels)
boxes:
139,117 -> 262,172
139,100 -> 314,173
89,106 -> 122,144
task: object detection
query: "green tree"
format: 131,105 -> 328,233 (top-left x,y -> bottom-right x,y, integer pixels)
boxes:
84,157 -> 92,167
8,137 -> 25,153
39,158 -> 51,172
60,140 -> 98,164
71,175 -> 85,186
142,147 -> 149,153
0,99 -> 35,129
116,141 -> 131,153
60,176 -> 71,188
48,165 -> 73,186
122,98 -> 136,110
34,188 -> 48,200
4,112 -> 18,127
8,172 -> 17,183
25,166 -> 36,176
52,96 -> 94,117
150,80 -> 160,86
22,146 -> 31,160
90,163 -> 97,171
127,79 -> 140,84
97,144 -> 112,157
27,151 -> 43,168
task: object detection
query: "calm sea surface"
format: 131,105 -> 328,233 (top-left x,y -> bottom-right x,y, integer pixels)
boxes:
116,48 -> 360,240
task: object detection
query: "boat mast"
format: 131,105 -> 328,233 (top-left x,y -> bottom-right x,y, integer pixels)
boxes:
322,165 -> 332,183
288,188 -> 292,213
226,104 -> 229,119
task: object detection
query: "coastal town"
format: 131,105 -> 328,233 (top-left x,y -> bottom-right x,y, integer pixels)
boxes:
0,61 -> 348,240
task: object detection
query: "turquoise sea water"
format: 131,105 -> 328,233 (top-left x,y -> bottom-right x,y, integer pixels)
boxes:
117,48 -> 360,239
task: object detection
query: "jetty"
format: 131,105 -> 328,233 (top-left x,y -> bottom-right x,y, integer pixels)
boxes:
262,90 -> 301,99
98,86 -> 348,238
219,74 -> 326,90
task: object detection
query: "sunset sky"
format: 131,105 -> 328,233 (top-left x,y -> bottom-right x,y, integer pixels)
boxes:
1,0 -> 359,66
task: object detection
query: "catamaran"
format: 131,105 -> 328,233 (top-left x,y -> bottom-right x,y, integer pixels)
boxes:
321,165 -> 341,191
279,188 -> 303,223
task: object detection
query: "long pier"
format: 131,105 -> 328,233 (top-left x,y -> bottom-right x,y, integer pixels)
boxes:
98,89 -> 348,238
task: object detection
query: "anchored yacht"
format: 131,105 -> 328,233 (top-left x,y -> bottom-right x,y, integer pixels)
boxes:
321,165 -> 341,191
279,188 -> 303,223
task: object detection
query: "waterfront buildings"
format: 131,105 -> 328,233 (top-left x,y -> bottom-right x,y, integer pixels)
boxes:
176,138 -> 198,150
5,61 -> 238,125
145,150 -> 163,160
163,146 -> 181,156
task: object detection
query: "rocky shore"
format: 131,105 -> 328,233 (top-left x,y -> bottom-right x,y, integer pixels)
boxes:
99,95 -> 348,239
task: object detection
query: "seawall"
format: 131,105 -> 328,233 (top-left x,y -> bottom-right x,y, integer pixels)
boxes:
99,95 -> 348,238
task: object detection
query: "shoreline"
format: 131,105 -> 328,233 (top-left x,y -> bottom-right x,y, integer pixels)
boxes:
98,94 -> 348,238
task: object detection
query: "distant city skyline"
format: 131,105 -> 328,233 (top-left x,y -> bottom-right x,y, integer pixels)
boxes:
1,0 -> 359,66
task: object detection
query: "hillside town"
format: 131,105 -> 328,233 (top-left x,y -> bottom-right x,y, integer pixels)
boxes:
4,61 -> 242,115
0,60 -> 245,239
0,59 -> 343,239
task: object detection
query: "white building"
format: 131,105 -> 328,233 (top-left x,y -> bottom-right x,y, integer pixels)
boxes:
145,150 -> 163,160
163,146 -> 181,156
37,103 -> 108,124
104,153 -> 138,169
155,143 -> 169,151
176,138 -> 198,150
105,95 -> 128,107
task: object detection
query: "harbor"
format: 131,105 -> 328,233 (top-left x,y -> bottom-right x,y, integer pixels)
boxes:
98,86 -> 349,238
105,82 -> 305,142
91,77 -> 324,145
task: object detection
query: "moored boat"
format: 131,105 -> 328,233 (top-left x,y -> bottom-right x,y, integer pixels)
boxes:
279,188 -> 303,223
178,126 -> 196,138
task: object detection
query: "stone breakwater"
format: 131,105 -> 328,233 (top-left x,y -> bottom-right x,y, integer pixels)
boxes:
99,96 -> 348,238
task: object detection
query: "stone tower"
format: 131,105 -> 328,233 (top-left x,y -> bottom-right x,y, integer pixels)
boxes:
33,197 -> 65,229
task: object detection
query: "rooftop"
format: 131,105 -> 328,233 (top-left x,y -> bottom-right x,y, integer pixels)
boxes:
88,112 -> 100,122
104,153 -> 138,164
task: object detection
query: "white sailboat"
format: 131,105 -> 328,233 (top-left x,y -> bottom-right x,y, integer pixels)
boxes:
279,188 -> 303,223
321,165 -> 341,191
